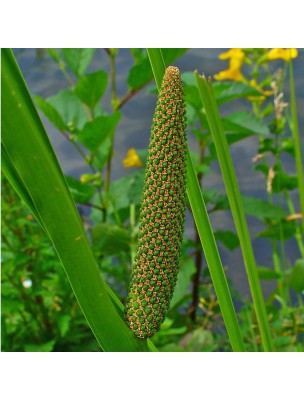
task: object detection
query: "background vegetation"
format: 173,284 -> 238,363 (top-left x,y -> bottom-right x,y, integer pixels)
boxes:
2,48 -> 303,351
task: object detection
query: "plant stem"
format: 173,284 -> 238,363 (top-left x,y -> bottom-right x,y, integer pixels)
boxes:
195,72 -> 273,352
289,60 -> 304,232
104,50 -> 118,194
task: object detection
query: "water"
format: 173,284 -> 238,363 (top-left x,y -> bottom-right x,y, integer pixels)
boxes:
13,48 -> 304,299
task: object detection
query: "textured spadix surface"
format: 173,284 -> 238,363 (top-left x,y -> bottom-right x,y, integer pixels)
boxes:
124,66 -> 187,338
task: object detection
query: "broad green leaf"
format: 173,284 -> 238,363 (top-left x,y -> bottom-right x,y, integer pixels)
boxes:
214,230 -> 240,251
48,88 -> 88,132
213,82 -> 261,105
91,223 -> 130,255
272,172 -> 298,193
257,267 -> 281,280
289,259 -> 304,292
184,84 -> 202,111
242,195 -> 288,220
179,328 -> 214,352
93,136 -> 113,170
257,219 -> 297,241
75,70 -> 108,109
35,95 -> 66,131
61,48 -> 95,76
130,48 -> 146,63
108,169 -> 145,211
170,258 -> 196,309
210,193 -> 288,221
222,111 -> 270,136
128,48 -> 188,90
182,76 -> 261,109
77,112 -> 121,152
65,175 -> 95,203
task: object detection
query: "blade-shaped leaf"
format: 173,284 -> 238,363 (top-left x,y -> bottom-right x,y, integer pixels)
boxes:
1,48 -> 151,352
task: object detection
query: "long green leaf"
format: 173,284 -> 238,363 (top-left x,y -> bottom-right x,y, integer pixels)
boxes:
289,60 -> 304,232
146,48 -> 245,352
195,72 -> 273,352
1,48 -> 151,352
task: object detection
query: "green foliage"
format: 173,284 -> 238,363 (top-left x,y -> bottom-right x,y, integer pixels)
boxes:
289,259 -> 304,292
48,88 -> 89,131
128,48 -> 188,90
222,111 -> 271,136
2,47 -> 303,352
65,176 -> 95,203
61,48 -> 96,77
75,70 -> 108,109
1,177 -> 100,352
78,112 -> 121,152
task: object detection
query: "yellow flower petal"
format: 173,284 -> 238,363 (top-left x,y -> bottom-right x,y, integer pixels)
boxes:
267,48 -> 298,61
214,68 -> 243,82
123,148 -> 143,168
218,48 -> 245,60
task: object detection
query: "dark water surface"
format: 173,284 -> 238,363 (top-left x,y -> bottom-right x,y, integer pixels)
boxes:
13,48 -> 304,300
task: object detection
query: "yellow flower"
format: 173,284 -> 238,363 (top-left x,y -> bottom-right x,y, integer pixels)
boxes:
123,148 -> 143,168
267,48 -> 298,61
214,48 -> 245,82
214,68 -> 243,82
218,48 -> 245,62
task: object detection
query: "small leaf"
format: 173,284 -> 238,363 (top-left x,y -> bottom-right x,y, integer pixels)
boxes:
222,111 -> 270,136
213,82 -> 261,105
242,195 -> 288,220
48,88 -> 88,132
46,48 -> 61,63
58,315 -> 71,337
35,95 -> 66,131
108,169 -> 145,211
214,230 -> 240,251
170,258 -> 196,309
130,48 -> 146,63
257,267 -> 281,280
61,48 -> 95,76
272,172 -> 298,193
75,70 -> 108,109
24,340 -> 55,352
257,219 -> 297,241
127,49 -> 188,90
179,328 -> 214,352
77,112 -> 121,152
289,259 -> 304,292
91,223 -> 130,255
65,175 -> 95,203
93,136 -> 113,170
